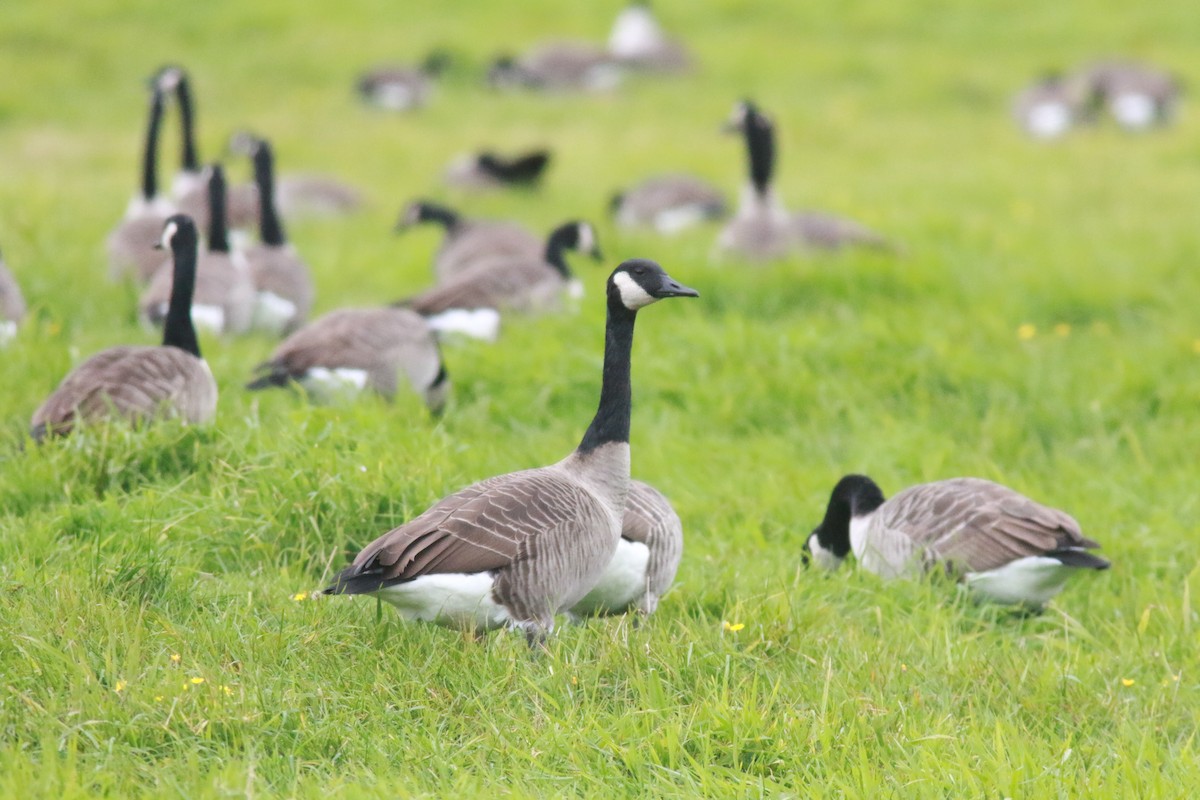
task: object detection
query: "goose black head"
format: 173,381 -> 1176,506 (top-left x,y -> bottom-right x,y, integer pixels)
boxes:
155,214 -> 198,253
395,199 -> 458,231
226,129 -> 263,158
806,474 -> 887,571
607,258 -> 699,311
150,64 -> 187,93
722,99 -> 775,196
487,55 -> 526,89
422,49 -> 453,76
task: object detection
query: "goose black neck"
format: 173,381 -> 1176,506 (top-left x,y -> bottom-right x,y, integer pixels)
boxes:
419,203 -> 459,229
140,90 -> 165,201
207,166 -> 230,253
177,74 -> 200,172
254,143 -> 286,246
812,475 -> 885,557
577,299 -> 636,454
744,114 -> 775,198
543,226 -> 576,279
163,226 -> 201,358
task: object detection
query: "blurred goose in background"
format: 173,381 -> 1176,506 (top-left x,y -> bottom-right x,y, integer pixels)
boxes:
805,475 -> 1110,608
570,479 -> 683,618
0,246 -> 27,345
607,1 -> 692,72
1012,72 -> 1087,139
488,43 -> 624,92
396,200 -> 543,285
106,82 -> 175,283
322,260 -> 698,643
444,148 -> 553,192
228,131 -> 363,219
356,51 -> 450,111
32,216 -> 217,441
240,137 -> 313,335
718,99 -> 890,260
610,174 -> 727,234
396,220 -> 602,341
1079,60 -> 1181,130
141,165 -> 255,335
247,307 -> 448,413
154,66 -> 259,231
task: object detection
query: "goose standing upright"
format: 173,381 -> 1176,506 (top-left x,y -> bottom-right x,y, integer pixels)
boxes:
396,200 -> 543,285
323,259 -> 698,642
241,137 -> 313,335
397,220 -> 602,341
140,165 -> 256,335
805,475 -> 1110,608
718,100 -> 890,260
569,479 -> 683,617
32,216 -> 217,441
106,82 -> 174,282
0,246 -> 27,345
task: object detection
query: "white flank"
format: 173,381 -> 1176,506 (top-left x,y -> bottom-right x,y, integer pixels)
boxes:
566,278 -> 586,300
570,539 -> 651,616
612,270 -> 656,310
252,291 -> 297,335
963,556 -> 1073,607
300,367 -> 370,402
0,320 -> 17,346
426,308 -> 501,342
576,222 -> 596,255
1026,102 -> 1071,138
609,6 -> 663,58
584,64 -> 624,92
377,83 -> 417,111
654,204 -> 709,234
171,170 -> 205,200
190,304 -> 226,333
806,533 -> 843,571
1111,93 -> 1156,129
128,195 -> 175,218
375,572 -> 512,630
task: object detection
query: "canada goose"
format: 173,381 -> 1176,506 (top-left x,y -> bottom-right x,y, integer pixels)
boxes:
718,100 -> 890,260
227,130 -> 363,219
397,220 -> 602,341
1079,60 -> 1181,130
610,174 -> 727,234
396,200 -> 543,285
569,479 -> 683,617
247,307 -> 448,413
0,246 -> 27,345
154,66 -> 259,231
805,475 -> 1110,608
487,43 -> 624,92
32,216 -> 217,441
607,1 -> 692,72
1012,73 -> 1087,139
140,165 -> 256,335
356,51 -> 450,111
106,82 -> 175,283
241,137 -> 313,335
444,148 -> 552,192
323,259 -> 698,642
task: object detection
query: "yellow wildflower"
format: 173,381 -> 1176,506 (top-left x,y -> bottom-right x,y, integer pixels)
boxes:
154,696 -> 163,703
170,653 -> 181,665
190,676 -> 205,685
1121,678 -> 1135,687
292,592 -> 308,602
1017,323 -> 1036,341
114,680 -> 127,693
220,685 -> 233,696
722,621 -> 745,632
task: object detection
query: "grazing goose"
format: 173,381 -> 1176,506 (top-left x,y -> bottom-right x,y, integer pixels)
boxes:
488,43 -> 624,92
323,259 -> 698,642
805,475 -> 1110,608
396,200 -> 543,285
607,1 -> 692,72
228,130 -> 362,219
0,247 -> 27,345
569,479 -> 683,618
32,216 -> 217,441
241,137 -> 313,335
1080,60 -> 1181,130
1012,73 -> 1086,139
397,220 -> 602,341
247,307 -> 448,413
610,174 -> 727,234
141,165 -> 256,335
106,82 -> 175,283
155,66 -> 259,231
718,100 -> 890,260
356,51 -> 450,111
444,148 -> 553,192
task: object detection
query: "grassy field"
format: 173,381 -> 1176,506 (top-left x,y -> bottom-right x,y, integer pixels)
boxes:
2,0 -> 1199,796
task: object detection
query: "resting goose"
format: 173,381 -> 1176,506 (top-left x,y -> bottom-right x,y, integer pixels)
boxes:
805,475 -> 1110,608
1012,73 -> 1086,139
247,307 -> 448,413
396,200 -> 544,285
610,174 -> 727,234
0,246 -> 27,345
32,216 -> 217,441
570,479 -> 683,617
444,149 -> 552,192
106,82 -> 175,283
1079,60 -> 1181,130
323,259 -> 698,642
718,100 -> 890,260
397,220 -> 602,341
141,165 -> 256,335
488,43 -> 624,92
241,137 -> 313,335
228,130 -> 362,219
607,1 -> 692,73
356,51 -> 450,111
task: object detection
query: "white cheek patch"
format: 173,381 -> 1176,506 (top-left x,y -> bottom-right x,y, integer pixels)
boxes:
808,534 -> 844,571
160,221 -> 178,250
612,270 -> 657,310
576,223 -> 596,254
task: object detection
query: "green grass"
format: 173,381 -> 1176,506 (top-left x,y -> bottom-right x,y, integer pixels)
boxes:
2,0 -> 1199,796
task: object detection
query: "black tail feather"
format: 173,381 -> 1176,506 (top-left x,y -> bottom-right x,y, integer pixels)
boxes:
1049,548 -> 1111,570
